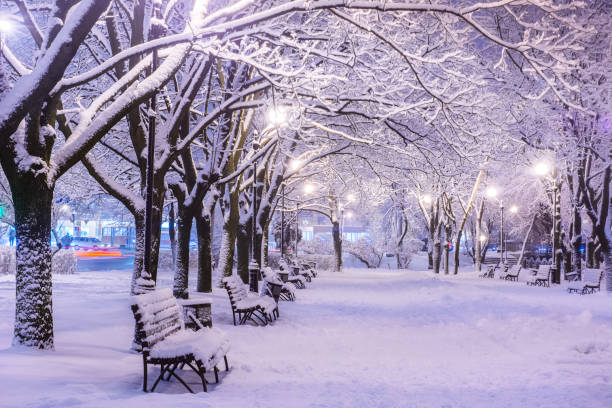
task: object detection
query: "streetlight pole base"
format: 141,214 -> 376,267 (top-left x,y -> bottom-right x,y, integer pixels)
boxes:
248,260 -> 260,293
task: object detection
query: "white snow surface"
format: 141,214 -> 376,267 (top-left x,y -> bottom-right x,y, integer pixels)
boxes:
1,254 -> 612,407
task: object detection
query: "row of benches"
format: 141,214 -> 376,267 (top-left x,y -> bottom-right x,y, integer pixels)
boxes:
479,263 -> 604,294
130,259 -> 319,394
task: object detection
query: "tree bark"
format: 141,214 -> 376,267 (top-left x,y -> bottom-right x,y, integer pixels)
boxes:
432,224 -> 442,274
12,181 -> 54,349
571,206 -> 582,280
474,200 -> 484,272
173,203 -> 193,299
195,210 -> 213,293
218,188 -> 239,278
262,220 -> 270,267
169,201 -> 176,271
586,237 -> 596,268
443,224 -> 452,275
236,222 -> 250,283
518,212 -> 537,267
332,220 -> 342,271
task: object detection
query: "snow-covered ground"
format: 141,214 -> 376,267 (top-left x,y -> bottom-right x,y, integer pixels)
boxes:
1,255 -> 612,408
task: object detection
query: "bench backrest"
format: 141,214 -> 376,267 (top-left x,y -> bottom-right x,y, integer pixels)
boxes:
537,264 -> 551,278
131,288 -> 182,351
222,275 -> 249,308
583,268 -> 602,285
507,265 -> 520,276
261,267 -> 283,285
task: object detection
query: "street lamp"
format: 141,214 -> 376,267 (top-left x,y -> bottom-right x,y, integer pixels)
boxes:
533,160 -> 561,283
266,106 -> 287,127
249,139 -> 261,292
486,186 -> 505,264
294,183 -> 314,257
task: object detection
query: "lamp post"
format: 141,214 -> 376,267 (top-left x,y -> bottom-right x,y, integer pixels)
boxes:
295,196 -> 299,257
534,161 -> 562,283
486,187 -> 505,264
249,140 -> 261,293
280,182 -> 285,259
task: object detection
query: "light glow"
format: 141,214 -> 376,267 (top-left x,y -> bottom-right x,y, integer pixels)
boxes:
422,194 -> 432,204
0,18 -> 14,34
486,187 -> 498,198
346,193 -> 356,202
266,107 -> 287,127
479,235 -> 487,242
304,184 -> 314,194
533,161 -> 551,176
510,205 -> 518,214
289,160 -> 301,171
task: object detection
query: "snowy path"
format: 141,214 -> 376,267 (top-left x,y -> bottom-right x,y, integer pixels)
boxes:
1,266 -> 612,407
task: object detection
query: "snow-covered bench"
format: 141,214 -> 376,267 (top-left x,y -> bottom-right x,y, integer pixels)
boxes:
567,268 -> 603,295
130,288 -> 230,393
262,267 -> 296,301
278,258 -> 307,289
300,261 -> 318,278
222,275 -> 278,326
281,258 -> 312,281
500,265 -> 521,281
479,263 -> 500,278
526,264 -> 551,287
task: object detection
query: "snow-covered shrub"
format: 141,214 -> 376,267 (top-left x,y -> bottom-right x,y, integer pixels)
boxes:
0,247 -> 16,275
396,238 -> 422,269
345,238 -> 383,268
300,238 -> 334,255
267,253 -> 335,271
52,249 -> 77,275
157,249 -> 198,272
300,254 -> 335,271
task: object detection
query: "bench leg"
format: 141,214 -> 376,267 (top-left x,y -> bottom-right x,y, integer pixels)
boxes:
214,366 -> 219,383
224,355 -> 229,371
195,361 -> 208,393
143,356 -> 148,392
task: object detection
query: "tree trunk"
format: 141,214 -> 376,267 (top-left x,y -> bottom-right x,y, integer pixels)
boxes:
586,237 -> 595,268
173,203 -> 193,299
131,213 -> 146,294
253,229 -> 263,267
332,220 -> 342,271
518,212 -> 537,267
443,225 -> 451,275
571,207 -> 582,280
593,244 -> 601,269
474,201 -> 484,272
236,222 -> 250,283
432,224 -> 442,274
131,188 -> 164,293
195,211 -> 213,293
217,189 -> 239,278
604,245 -> 612,293
169,202 -> 177,271
12,181 -> 54,349
262,221 -> 270,267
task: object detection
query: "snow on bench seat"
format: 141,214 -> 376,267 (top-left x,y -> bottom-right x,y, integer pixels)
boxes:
149,327 -> 230,371
222,275 -> 278,325
568,268 -> 603,295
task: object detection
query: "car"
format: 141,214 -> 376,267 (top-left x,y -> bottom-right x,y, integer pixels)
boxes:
70,237 -> 107,248
68,237 -> 122,257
